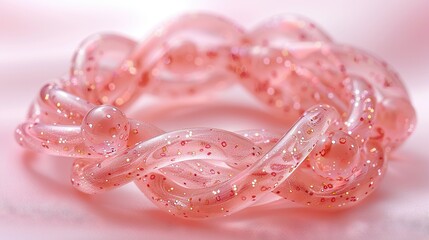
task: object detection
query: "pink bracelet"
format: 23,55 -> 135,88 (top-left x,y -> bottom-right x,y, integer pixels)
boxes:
15,13 -> 416,219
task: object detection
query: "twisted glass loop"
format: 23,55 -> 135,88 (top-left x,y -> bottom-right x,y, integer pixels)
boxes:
16,13 -> 416,219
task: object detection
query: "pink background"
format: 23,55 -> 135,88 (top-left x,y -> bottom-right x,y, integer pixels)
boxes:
1,0 -> 429,239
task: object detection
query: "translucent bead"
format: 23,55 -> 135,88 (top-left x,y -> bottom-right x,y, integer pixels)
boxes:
82,105 -> 129,155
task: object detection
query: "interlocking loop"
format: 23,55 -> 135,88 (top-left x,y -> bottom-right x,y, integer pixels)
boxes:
15,13 -> 416,219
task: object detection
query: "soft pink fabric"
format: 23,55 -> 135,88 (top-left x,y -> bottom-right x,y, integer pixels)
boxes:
1,0 -> 429,239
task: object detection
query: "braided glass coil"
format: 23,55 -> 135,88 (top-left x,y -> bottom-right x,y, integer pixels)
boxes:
16,13 -> 416,219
